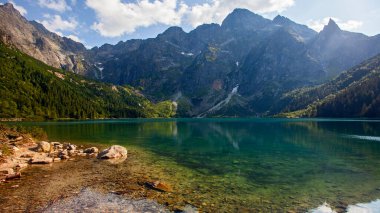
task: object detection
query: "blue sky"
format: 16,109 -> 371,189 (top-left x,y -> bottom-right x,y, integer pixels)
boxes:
1,0 -> 380,48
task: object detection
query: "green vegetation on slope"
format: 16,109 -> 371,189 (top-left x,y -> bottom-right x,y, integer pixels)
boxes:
0,43 -> 175,120
275,55 -> 380,118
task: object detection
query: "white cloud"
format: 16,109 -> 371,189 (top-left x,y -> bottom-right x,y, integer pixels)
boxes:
70,0 -> 77,6
340,20 -> 363,31
9,1 -> 27,16
185,0 -> 295,27
86,0 -> 294,38
66,34 -> 82,43
308,17 -> 363,32
38,0 -> 70,12
86,0 -> 188,37
39,14 -> 78,33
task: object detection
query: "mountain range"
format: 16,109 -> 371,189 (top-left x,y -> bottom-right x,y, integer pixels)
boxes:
1,3 -> 380,118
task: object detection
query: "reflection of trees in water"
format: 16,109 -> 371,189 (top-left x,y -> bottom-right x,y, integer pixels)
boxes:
283,121 -> 380,159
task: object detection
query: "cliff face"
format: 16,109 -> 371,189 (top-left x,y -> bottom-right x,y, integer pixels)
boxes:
0,3 -> 90,75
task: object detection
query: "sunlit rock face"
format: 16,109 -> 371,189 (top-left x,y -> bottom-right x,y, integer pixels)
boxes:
0,3 -> 92,75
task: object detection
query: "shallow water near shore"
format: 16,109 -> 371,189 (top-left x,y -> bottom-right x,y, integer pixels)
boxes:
3,118 -> 380,212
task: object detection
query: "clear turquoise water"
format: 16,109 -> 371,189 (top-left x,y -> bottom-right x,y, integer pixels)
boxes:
14,118 -> 380,211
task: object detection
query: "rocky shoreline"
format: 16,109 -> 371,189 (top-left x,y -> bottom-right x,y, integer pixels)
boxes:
1,141 -> 128,183
0,124 -> 128,183
0,126 -> 190,212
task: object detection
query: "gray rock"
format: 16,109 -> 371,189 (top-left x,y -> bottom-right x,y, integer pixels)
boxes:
50,142 -> 62,150
64,143 -> 77,151
59,150 -> 69,159
68,144 -> 77,150
37,141 -> 51,152
50,142 -> 61,146
97,145 -> 127,159
84,147 -> 98,154
30,156 -> 53,164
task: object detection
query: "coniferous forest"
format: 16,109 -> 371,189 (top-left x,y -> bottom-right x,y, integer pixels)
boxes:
0,43 -> 175,120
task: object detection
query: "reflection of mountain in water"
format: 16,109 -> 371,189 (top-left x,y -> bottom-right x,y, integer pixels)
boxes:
29,119 -> 380,212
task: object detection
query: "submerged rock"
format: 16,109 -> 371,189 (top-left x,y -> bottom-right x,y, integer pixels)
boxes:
146,181 -> 173,192
5,172 -> 21,180
43,188 -> 169,213
97,145 -> 127,160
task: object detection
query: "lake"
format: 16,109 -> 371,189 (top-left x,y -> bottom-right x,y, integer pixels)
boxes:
11,118 -> 380,212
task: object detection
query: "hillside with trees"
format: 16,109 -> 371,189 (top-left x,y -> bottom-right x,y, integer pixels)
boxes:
0,43 -> 175,120
276,54 -> 380,118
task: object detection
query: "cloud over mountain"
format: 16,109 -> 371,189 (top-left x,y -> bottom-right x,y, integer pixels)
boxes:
186,0 -> 295,27
39,14 -> 78,33
86,0 -> 295,37
38,0 -> 71,12
86,0 -> 188,37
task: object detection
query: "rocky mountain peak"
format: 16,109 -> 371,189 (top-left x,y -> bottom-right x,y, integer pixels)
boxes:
0,3 -> 89,74
1,3 -> 21,15
221,8 -> 271,31
158,26 -> 186,39
273,15 -> 292,25
321,19 -> 341,34
2,3 -> 15,10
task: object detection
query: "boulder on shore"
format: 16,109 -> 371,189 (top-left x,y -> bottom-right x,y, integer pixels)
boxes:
30,156 -> 53,164
97,145 -> 127,159
36,141 -> 51,152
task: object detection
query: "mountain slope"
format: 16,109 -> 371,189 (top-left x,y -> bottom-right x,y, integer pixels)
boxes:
276,54 -> 380,118
0,42 -> 175,120
238,28 -> 325,113
308,19 -> 380,77
81,9 -> 380,117
2,4 -> 380,117
0,3 -> 92,75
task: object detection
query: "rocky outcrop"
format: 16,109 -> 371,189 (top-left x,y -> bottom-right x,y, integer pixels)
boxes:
1,137 -> 102,181
0,3 -> 90,75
